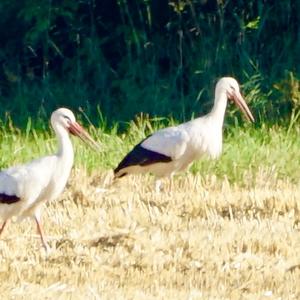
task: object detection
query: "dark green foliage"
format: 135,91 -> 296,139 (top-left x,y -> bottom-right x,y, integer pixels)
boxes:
0,0 -> 299,128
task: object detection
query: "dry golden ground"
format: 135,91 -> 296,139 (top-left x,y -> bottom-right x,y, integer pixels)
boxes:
0,168 -> 300,300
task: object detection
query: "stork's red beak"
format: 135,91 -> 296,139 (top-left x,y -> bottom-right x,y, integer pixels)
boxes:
68,122 -> 100,151
230,90 -> 255,122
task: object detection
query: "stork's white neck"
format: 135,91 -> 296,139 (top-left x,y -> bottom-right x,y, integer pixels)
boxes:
209,92 -> 228,127
52,124 -> 74,164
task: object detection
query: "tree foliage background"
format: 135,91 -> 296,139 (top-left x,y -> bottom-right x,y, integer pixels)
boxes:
0,0 -> 299,127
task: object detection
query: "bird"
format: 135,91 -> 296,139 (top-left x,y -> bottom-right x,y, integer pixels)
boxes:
0,108 -> 100,250
114,77 -> 255,192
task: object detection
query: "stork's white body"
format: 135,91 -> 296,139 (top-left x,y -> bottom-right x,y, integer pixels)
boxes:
114,77 -> 254,188
0,143 -> 73,221
123,115 -> 223,178
0,108 -> 98,249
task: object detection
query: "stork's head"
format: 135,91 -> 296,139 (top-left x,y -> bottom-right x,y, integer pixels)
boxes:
216,77 -> 255,122
51,108 -> 100,151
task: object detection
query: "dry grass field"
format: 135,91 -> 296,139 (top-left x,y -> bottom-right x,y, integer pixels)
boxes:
0,167 -> 299,300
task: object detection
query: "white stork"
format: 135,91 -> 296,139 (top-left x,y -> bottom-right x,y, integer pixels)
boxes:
0,108 -> 99,250
114,77 -> 255,191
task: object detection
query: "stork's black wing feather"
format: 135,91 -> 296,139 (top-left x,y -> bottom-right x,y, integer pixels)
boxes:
0,193 -> 20,204
114,141 -> 172,177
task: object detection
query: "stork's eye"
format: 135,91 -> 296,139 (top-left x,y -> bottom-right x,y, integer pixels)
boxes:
63,115 -> 72,127
230,85 -> 235,91
63,115 -> 71,121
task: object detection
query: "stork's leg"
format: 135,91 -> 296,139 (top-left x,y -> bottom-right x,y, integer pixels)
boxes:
34,216 -> 49,251
155,179 -> 162,194
0,220 -> 8,236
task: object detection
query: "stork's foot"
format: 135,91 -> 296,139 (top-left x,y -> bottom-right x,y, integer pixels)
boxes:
34,216 -> 51,252
42,242 -> 51,255
154,176 -> 175,194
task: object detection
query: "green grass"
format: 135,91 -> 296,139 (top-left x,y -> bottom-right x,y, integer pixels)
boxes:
193,124 -> 300,185
0,117 -> 299,185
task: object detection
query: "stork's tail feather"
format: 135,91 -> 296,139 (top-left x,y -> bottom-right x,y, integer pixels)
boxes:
113,166 -> 128,179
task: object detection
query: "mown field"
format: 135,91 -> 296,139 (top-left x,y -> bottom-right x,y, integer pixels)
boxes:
0,123 -> 300,299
